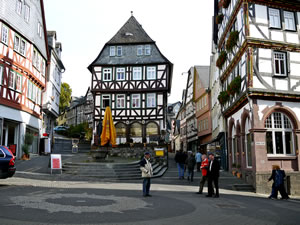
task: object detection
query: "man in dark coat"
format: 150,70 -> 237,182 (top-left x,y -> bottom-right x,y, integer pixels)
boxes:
206,153 -> 220,198
175,150 -> 187,179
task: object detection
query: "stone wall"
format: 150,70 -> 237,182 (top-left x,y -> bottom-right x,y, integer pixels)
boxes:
255,171 -> 300,196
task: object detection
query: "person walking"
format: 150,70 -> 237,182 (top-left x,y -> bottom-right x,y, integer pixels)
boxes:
186,151 -> 196,182
195,150 -> 202,172
196,154 -> 209,194
140,152 -> 153,197
206,153 -> 220,198
175,150 -> 187,179
268,165 -> 289,200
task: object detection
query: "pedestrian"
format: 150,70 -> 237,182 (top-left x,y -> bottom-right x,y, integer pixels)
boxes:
186,151 -> 196,182
206,153 -> 220,198
195,150 -> 202,172
268,165 -> 289,200
196,154 -> 209,194
175,149 -> 187,179
140,152 -> 153,197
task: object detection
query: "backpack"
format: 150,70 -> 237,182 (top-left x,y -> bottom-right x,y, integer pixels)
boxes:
274,170 -> 284,187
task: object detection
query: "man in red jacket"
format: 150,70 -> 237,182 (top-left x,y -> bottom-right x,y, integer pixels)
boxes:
196,154 -> 209,194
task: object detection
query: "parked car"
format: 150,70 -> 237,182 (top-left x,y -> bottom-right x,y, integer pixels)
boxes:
54,126 -> 69,132
0,146 -> 16,179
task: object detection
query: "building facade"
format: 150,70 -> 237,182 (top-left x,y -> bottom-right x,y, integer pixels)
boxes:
166,101 -> 181,152
0,0 -> 48,157
88,16 -> 173,145
194,66 -> 212,152
42,31 -> 65,145
215,0 -> 300,195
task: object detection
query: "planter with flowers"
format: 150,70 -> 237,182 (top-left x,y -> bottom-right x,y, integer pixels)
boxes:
216,51 -> 227,69
218,91 -> 230,105
216,14 -> 224,25
226,31 -> 239,52
228,76 -> 241,96
223,0 -> 231,9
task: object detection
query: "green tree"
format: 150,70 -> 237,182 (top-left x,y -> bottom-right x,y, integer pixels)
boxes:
59,82 -> 72,113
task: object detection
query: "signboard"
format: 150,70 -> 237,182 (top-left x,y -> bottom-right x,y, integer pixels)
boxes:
50,154 -> 62,174
256,142 -> 265,146
154,147 -> 165,157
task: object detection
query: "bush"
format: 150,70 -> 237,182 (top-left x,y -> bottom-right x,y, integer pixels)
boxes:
24,133 -> 34,145
218,91 -> 230,105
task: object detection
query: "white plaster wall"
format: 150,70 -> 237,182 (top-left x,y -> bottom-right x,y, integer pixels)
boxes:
259,49 -> 271,58
290,63 -> 300,76
253,76 -> 266,89
258,59 -> 272,73
271,31 -> 284,42
290,52 -> 300,62
250,24 -> 265,39
286,33 -> 299,44
275,79 -> 288,91
257,100 -> 300,122
228,104 -> 251,127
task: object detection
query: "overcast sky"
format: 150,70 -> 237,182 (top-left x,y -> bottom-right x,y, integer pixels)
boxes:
44,0 -> 214,103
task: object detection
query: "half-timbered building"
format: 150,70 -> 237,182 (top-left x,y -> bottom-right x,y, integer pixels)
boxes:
88,16 -> 173,144
0,0 -> 48,157
214,0 -> 300,195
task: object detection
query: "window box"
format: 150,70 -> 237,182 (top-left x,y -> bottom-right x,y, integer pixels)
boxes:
223,0 -> 231,9
226,31 -> 239,52
218,91 -> 229,105
227,76 -> 241,96
216,14 -> 224,25
216,51 -> 227,69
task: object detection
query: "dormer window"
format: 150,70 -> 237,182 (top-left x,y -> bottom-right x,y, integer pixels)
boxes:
137,45 -> 143,56
145,45 -> 151,55
110,46 -> 115,56
16,0 -> 22,15
117,46 -> 122,56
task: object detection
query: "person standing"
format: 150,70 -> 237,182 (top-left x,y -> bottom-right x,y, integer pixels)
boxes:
195,150 -> 202,172
196,154 -> 209,194
206,153 -> 220,198
175,150 -> 187,179
140,152 -> 153,197
268,165 -> 289,200
186,151 -> 196,182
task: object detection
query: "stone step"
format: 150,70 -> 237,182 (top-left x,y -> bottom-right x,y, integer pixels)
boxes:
232,184 -> 255,192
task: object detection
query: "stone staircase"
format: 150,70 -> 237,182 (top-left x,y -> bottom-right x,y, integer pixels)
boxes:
62,160 -> 167,180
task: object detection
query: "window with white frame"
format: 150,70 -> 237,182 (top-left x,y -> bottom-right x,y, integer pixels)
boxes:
269,8 -> 281,29
265,112 -> 295,155
137,46 -> 143,56
116,94 -> 125,108
16,0 -> 22,15
20,39 -> 26,56
131,94 -> 140,108
103,68 -> 112,81
283,11 -> 296,30
36,54 -> 40,71
14,35 -> 20,52
147,67 -> 156,80
24,4 -> 30,22
1,25 -> 8,45
0,65 -> 3,85
33,49 -> 37,67
32,84 -> 36,102
147,93 -> 156,107
116,68 -> 125,80
8,71 -> 15,89
117,46 -> 122,56
145,45 -> 151,55
102,95 -> 110,108
132,67 -> 142,80
15,73 -> 22,92
110,46 -> 115,56
274,52 -> 286,76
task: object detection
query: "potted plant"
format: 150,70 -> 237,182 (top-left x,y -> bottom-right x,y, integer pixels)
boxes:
226,31 -> 239,52
216,14 -> 224,25
231,163 -> 237,176
228,76 -> 241,96
218,91 -> 230,105
236,164 -> 242,178
22,133 -> 34,160
216,51 -> 227,69
223,0 -> 231,9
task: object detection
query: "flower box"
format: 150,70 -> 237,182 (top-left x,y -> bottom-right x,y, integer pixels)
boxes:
228,76 -> 241,96
223,0 -> 231,9
216,14 -> 224,24
216,51 -> 227,69
218,91 -> 230,105
226,31 -> 239,52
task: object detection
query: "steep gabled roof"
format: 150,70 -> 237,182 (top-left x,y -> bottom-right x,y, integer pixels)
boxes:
195,66 -> 210,88
107,16 -> 154,45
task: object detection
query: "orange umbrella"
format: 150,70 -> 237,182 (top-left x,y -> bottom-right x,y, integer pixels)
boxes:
101,106 -> 117,147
